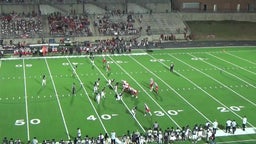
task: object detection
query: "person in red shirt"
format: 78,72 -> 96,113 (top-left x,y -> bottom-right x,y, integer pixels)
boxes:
154,82 -> 159,94
150,78 -> 154,92
102,56 -> 107,68
144,103 -> 152,116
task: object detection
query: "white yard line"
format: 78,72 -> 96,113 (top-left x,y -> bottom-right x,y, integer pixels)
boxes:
0,60 -> 2,70
169,54 -> 256,128
188,53 -> 256,89
22,59 -> 30,140
66,57 -> 109,134
208,53 -> 256,75
108,56 -> 181,128
170,54 -> 256,107
44,58 -> 70,139
90,58 -> 146,132
146,54 -> 254,127
129,55 -> 213,124
226,51 -> 256,66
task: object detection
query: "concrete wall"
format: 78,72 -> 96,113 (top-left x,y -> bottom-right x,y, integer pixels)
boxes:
180,12 -> 256,22
0,4 -> 38,14
145,3 -> 172,13
173,0 -> 256,12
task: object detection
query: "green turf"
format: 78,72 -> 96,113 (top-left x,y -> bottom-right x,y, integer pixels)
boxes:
0,46 -> 256,143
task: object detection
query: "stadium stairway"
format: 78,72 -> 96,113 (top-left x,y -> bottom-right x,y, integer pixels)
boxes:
84,3 -> 106,15
39,4 -> 65,15
127,3 -> 149,13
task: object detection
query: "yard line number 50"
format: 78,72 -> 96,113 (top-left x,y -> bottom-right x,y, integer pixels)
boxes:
15,119 -> 40,126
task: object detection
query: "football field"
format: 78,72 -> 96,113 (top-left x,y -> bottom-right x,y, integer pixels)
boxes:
0,46 -> 256,143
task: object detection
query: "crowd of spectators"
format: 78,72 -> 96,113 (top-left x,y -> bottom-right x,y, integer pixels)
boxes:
48,12 -> 92,37
2,117 -> 248,143
0,11 -> 42,38
2,121 -> 218,144
94,12 -> 139,36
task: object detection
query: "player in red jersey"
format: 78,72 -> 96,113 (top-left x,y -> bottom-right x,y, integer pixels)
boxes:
106,63 -> 111,72
154,82 -> 159,94
102,56 -> 107,68
144,103 -> 152,116
130,88 -> 138,98
150,78 -> 154,91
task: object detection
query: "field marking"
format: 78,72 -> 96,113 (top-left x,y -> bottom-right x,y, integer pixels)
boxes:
170,54 -> 256,107
216,127 -> 256,137
44,58 -> 70,139
129,55 -> 213,125
66,57 -> 109,134
166,54 -> 255,127
208,53 -> 256,75
90,58 -> 146,132
226,52 -> 256,66
148,54 -> 256,130
0,60 -> 2,70
188,53 -> 256,89
22,59 -> 30,140
108,56 -> 182,128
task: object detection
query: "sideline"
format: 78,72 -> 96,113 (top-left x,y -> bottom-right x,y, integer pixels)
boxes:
217,139 -> 256,144
216,127 -> 256,137
0,52 -> 148,61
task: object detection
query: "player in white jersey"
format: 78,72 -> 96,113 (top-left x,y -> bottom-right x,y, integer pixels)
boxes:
242,116 -> 247,131
93,83 -> 98,94
107,79 -> 115,87
96,92 -> 101,104
73,64 -> 78,76
77,128 -> 81,138
131,106 -> 137,116
42,74 -> 46,86
114,82 -> 118,93
100,87 -> 106,99
212,120 -> 218,134
95,78 -> 100,87
116,92 -> 123,101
